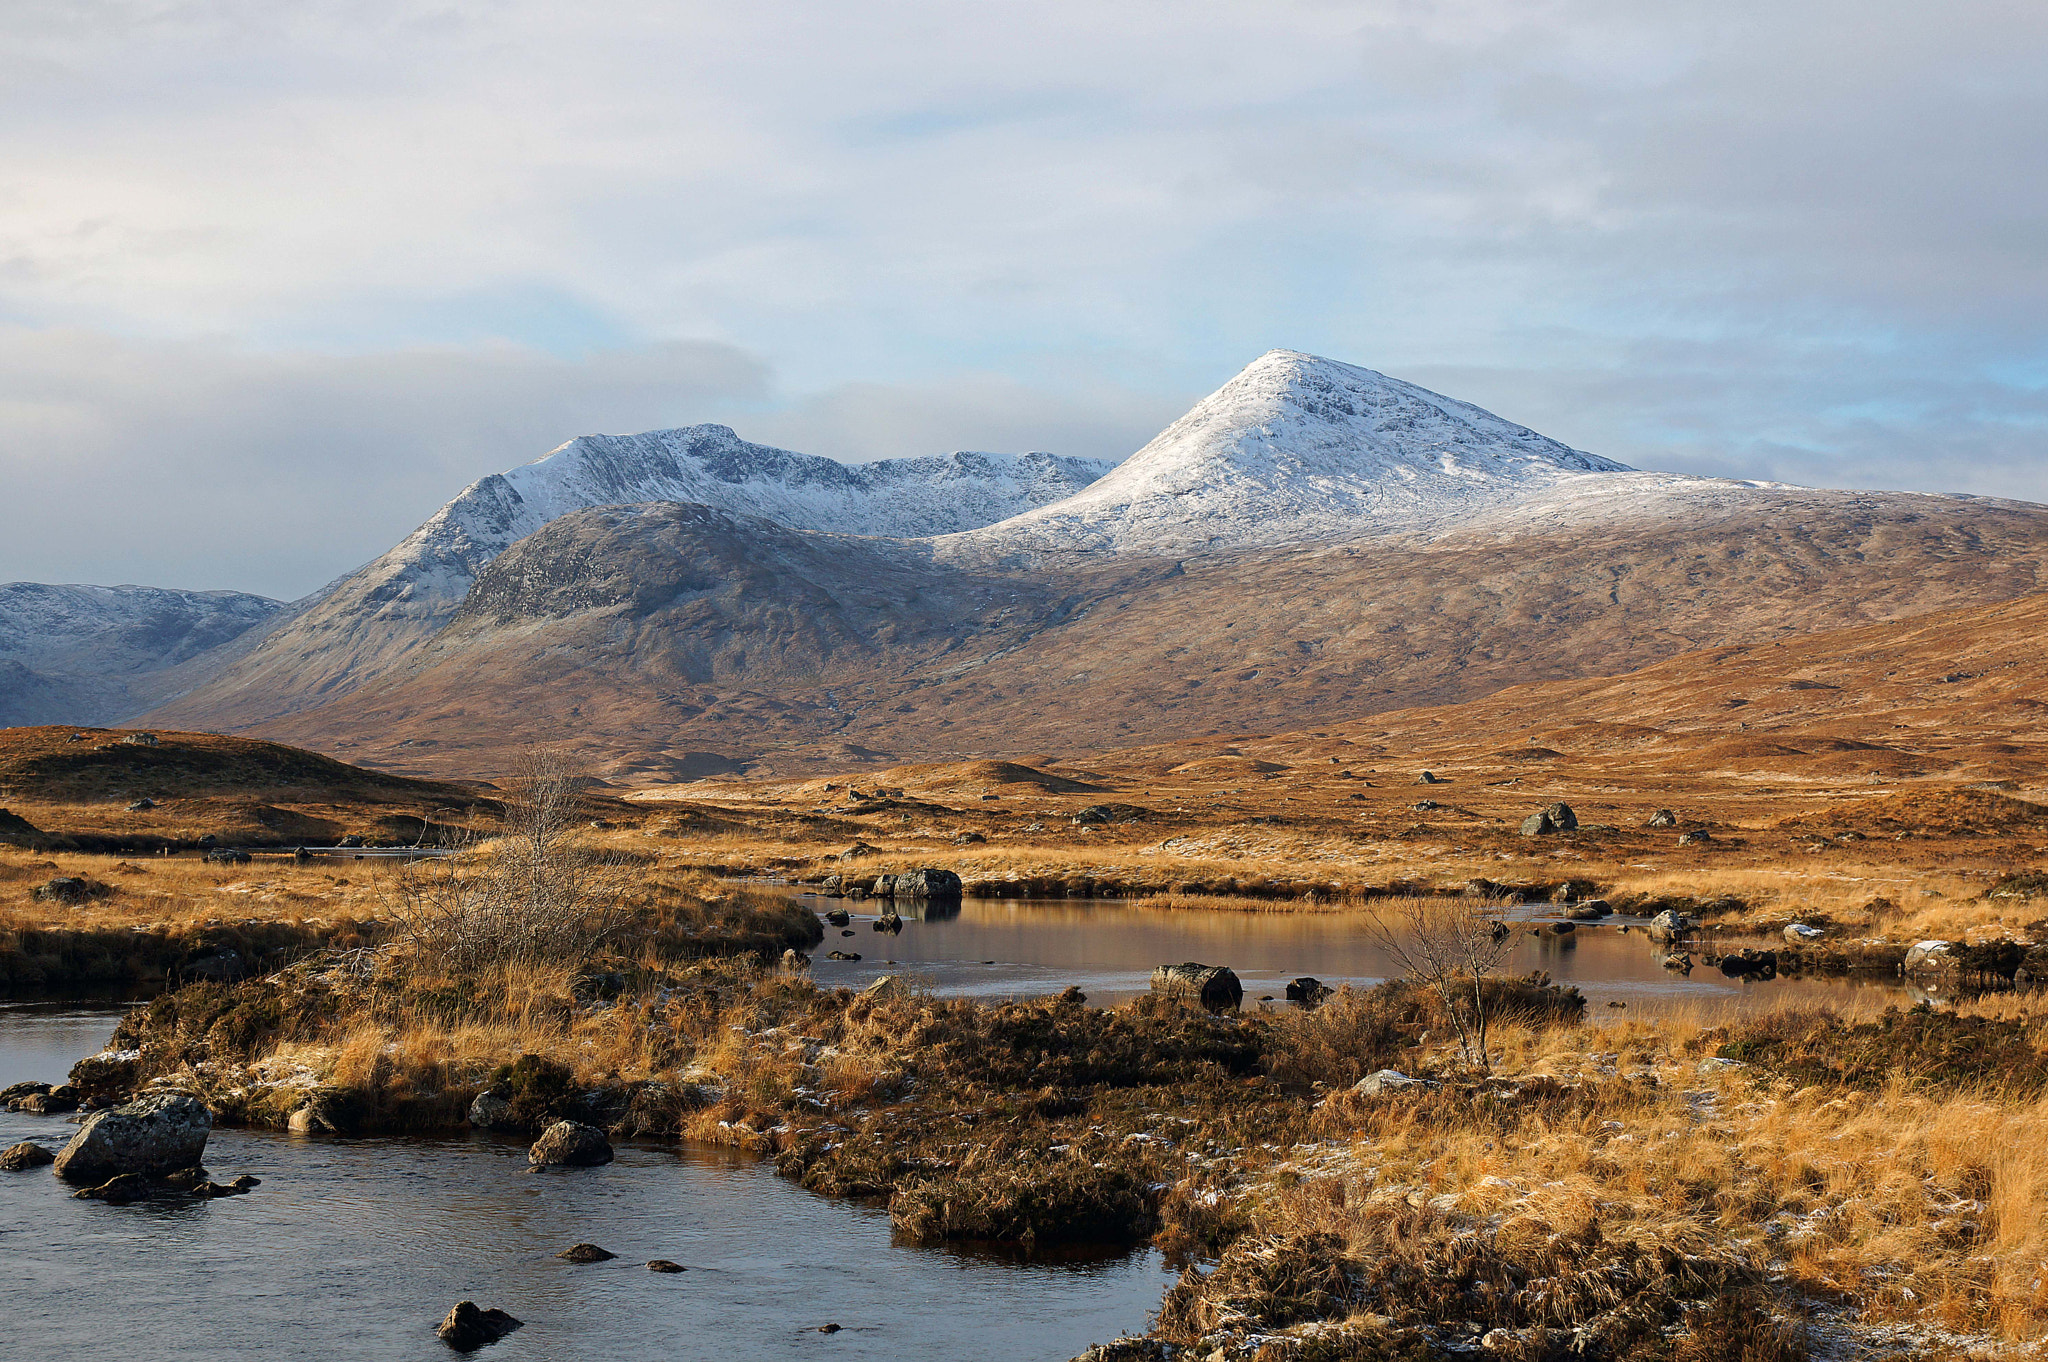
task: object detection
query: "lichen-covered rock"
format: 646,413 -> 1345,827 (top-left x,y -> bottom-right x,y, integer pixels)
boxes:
1354,1070 -> 1438,1096
893,867 -> 962,899
69,1052 -> 140,1105
1648,910 -> 1697,943
469,1088 -> 518,1131
436,1301 -> 522,1350
53,1092 -> 211,1184
1904,940 -> 1956,972
1149,962 -> 1243,1011
528,1120 -> 613,1167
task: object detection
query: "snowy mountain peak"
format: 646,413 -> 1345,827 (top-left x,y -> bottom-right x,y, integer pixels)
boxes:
959,351 -> 1633,554
351,423 -> 1116,617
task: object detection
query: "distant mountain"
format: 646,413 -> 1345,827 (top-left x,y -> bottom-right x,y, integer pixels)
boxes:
108,349 -> 2048,776
0,583 -> 283,727
960,351 -> 1631,553
129,426 -> 1115,731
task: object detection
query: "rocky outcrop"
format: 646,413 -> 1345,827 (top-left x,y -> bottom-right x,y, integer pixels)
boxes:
528,1120 -> 613,1167
1520,802 -> 1579,837
33,876 -> 107,904
437,1301 -> 523,1350
1150,962 -> 1243,1011
17,1086 -> 80,1114
53,1091 -> 211,1184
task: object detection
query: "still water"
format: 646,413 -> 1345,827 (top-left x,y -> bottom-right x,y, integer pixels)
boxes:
769,890 -> 1919,1014
0,893 -> 1931,1360
0,1003 -> 1165,1362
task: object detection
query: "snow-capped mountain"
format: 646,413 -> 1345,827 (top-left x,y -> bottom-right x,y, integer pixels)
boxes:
0,583 -> 283,726
347,424 -> 1114,617
953,350 -> 1634,554
130,426 -> 1118,730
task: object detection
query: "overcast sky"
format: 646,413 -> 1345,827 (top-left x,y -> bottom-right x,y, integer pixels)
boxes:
3,0 -> 2044,599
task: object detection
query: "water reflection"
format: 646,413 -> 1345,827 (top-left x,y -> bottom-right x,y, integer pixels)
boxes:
770,889 -> 1921,1014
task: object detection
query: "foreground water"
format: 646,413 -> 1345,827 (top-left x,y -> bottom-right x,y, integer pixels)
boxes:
0,890 -> 1939,1359
0,1003 -> 1165,1362
768,890 -> 1923,1014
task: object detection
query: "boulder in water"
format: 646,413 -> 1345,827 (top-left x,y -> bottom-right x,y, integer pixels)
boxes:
1149,962 -> 1243,1011
0,1141 -> 55,1170
528,1120 -> 613,1167
53,1092 -> 211,1184
73,1171 -> 154,1203
647,1259 -> 687,1273
894,867 -> 963,898
436,1301 -> 522,1350
1284,977 -> 1332,1006
556,1242 -> 617,1263
1647,910 -> 1697,943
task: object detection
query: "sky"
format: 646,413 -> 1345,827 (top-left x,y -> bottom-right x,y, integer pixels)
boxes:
2,0 -> 2044,600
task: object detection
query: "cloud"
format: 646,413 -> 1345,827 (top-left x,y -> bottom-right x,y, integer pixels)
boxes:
0,330 -> 770,598
0,0 -> 2043,594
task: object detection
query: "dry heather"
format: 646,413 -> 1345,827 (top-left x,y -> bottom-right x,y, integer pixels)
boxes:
80,945 -> 2048,1359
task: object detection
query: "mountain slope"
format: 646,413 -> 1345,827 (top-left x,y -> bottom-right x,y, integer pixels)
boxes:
0,583 -> 283,726
203,490 -> 2048,780
143,426 -> 1115,728
130,349 -> 2048,775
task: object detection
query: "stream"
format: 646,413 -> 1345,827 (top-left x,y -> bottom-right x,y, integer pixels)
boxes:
0,894 -> 1941,1358
0,1001 -> 1165,1361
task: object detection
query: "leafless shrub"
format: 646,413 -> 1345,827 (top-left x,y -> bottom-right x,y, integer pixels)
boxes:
1365,896 -> 1513,1072
386,748 -> 632,972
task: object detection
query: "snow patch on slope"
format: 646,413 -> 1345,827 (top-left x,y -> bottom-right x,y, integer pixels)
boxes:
953,350 -> 1636,554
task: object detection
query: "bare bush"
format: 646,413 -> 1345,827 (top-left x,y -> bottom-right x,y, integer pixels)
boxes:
1366,896 -> 1513,1072
387,748 -> 631,972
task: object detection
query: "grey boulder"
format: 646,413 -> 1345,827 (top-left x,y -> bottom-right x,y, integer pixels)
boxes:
1149,962 -> 1243,1011
528,1120 -> 613,1167
53,1092 -> 211,1184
